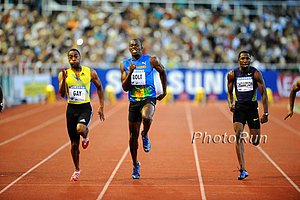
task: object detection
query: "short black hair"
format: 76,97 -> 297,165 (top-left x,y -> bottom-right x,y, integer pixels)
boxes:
238,50 -> 251,60
68,48 -> 81,56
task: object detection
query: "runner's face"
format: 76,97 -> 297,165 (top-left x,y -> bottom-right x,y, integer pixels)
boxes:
68,51 -> 80,68
129,40 -> 142,57
239,53 -> 251,69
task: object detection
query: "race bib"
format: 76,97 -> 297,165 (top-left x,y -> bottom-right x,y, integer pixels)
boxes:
69,86 -> 86,102
236,77 -> 253,92
131,70 -> 146,85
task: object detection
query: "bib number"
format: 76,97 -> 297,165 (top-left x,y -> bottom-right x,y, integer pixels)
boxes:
131,70 -> 146,85
236,77 -> 253,92
69,86 -> 86,102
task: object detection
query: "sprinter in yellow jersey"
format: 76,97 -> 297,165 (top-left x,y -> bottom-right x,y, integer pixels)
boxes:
58,48 -> 105,181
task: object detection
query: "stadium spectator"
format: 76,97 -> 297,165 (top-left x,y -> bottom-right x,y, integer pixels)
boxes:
1,2 -> 300,71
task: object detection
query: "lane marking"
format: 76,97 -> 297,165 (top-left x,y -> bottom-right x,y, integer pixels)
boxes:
0,142 -> 70,194
270,116 -> 300,137
96,147 -> 130,200
4,183 -> 297,188
0,115 -> 64,146
0,103 -> 125,194
0,103 -> 127,146
257,146 -> 300,192
185,104 -> 207,200
0,105 -> 54,125
217,104 -> 300,193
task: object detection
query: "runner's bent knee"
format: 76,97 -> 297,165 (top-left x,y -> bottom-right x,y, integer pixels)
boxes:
142,115 -> 152,123
76,123 -> 87,134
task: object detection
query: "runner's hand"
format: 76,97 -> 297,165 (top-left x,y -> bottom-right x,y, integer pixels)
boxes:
229,104 -> 235,113
62,68 -> 68,79
98,106 -> 105,121
260,114 -> 268,124
129,61 -> 136,73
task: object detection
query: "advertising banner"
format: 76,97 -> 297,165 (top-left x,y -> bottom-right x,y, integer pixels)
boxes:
11,75 -> 51,105
52,68 -> 278,101
277,73 -> 300,97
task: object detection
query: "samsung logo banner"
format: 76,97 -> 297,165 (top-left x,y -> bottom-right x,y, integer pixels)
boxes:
52,68 -> 277,100
99,68 -> 277,100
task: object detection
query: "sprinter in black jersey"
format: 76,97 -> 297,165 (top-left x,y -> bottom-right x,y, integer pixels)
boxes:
284,79 -> 300,120
227,51 -> 269,180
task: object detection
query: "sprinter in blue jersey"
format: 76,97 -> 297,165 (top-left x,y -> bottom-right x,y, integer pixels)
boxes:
120,38 -> 167,179
227,51 -> 269,180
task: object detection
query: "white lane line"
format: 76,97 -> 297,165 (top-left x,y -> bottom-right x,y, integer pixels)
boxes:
96,147 -> 130,200
257,146 -> 300,192
0,103 -> 127,146
185,104 -> 207,200
0,142 -> 70,194
5,183 -> 297,188
0,115 -> 64,146
217,104 -> 300,193
0,105 -> 53,125
270,116 -> 300,137
0,103 -> 125,194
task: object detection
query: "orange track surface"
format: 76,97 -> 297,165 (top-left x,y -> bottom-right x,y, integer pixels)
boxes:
0,100 -> 299,200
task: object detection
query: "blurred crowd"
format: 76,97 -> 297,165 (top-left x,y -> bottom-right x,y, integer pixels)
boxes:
1,1 -> 300,70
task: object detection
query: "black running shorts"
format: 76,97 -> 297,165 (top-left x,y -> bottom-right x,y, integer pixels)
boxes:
66,103 -> 93,142
233,101 -> 260,129
128,98 -> 156,122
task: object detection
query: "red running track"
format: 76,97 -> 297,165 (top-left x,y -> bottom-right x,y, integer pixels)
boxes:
0,100 -> 299,200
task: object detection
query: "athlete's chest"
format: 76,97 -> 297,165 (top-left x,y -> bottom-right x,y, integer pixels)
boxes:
129,58 -> 151,72
67,70 -> 90,85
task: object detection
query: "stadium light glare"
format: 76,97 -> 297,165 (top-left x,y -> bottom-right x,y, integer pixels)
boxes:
77,38 -> 83,46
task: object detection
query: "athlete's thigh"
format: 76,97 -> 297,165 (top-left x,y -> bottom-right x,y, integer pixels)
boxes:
233,108 -> 246,126
128,101 -> 142,122
77,105 -> 93,131
246,107 -> 260,129
141,98 -> 156,119
141,104 -> 155,119
66,106 -> 80,142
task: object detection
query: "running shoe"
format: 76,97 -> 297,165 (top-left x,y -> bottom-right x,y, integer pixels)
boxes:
238,169 -> 248,180
132,161 -> 140,179
82,137 -> 89,149
70,169 -> 80,181
142,135 -> 151,153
